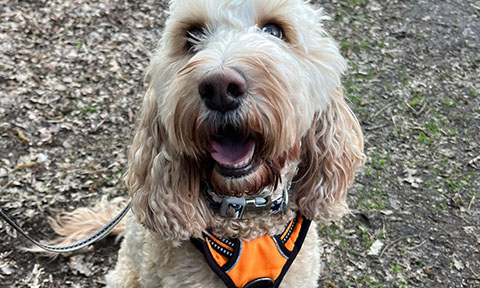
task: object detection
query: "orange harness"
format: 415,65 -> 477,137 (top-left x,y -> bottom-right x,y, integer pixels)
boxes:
191,214 -> 311,288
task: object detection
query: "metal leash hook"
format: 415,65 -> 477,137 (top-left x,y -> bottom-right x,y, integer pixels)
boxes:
0,201 -> 131,253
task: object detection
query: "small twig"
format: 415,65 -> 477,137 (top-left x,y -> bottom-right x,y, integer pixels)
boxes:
68,168 -> 111,175
324,280 -> 339,288
365,123 -> 389,131
372,101 -> 397,119
128,108 -> 135,123
405,101 -> 427,117
0,180 -> 14,194
90,118 -> 108,134
379,235 -> 414,258
414,101 -> 427,116
407,240 -> 426,251
410,126 -> 429,136
468,196 -> 475,210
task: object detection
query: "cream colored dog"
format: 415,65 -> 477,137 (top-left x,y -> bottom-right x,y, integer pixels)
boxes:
49,0 -> 365,287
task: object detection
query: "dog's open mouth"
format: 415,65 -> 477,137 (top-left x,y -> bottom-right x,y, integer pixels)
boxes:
209,128 -> 261,178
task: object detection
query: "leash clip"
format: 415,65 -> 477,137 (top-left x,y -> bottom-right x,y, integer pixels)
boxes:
220,197 -> 269,219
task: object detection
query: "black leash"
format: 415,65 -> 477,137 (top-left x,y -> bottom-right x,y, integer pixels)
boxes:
0,201 -> 131,253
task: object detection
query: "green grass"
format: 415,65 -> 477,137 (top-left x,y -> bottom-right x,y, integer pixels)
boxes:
391,263 -> 403,274
468,89 -> 478,98
82,107 -> 98,114
441,98 -> 455,107
360,275 -> 384,288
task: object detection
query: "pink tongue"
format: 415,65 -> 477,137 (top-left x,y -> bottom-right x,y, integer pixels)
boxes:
210,138 -> 255,166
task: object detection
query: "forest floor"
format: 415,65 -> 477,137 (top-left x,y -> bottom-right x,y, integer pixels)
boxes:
0,0 -> 479,287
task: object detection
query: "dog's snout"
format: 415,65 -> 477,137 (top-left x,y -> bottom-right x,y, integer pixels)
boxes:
198,68 -> 246,113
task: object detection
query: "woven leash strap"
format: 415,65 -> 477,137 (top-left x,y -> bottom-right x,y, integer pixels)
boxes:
0,201 -> 131,253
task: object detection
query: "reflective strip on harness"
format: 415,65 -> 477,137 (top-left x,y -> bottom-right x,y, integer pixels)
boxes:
191,214 -> 311,288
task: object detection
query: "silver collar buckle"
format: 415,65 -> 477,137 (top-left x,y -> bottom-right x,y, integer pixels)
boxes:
219,197 -> 269,219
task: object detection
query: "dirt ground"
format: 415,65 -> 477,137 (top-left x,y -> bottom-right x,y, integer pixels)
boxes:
0,0 -> 479,287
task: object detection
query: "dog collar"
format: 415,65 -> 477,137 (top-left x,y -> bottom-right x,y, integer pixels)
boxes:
204,184 -> 289,220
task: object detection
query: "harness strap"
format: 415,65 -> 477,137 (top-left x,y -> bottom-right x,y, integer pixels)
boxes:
191,214 -> 311,288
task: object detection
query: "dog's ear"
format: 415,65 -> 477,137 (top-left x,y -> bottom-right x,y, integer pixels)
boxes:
125,84 -> 210,241
293,87 -> 365,221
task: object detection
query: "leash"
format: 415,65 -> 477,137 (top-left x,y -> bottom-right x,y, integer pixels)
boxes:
0,201 -> 131,253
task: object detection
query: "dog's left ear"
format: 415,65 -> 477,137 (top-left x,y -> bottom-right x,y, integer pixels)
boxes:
125,82 -> 211,241
292,87 -> 365,221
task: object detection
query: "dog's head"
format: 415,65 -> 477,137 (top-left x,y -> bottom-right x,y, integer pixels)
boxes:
126,0 -> 365,240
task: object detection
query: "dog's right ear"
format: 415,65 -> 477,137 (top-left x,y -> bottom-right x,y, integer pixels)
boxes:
125,83 -> 210,241
292,88 -> 365,222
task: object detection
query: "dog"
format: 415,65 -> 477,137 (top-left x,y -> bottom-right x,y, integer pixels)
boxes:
47,0 -> 365,287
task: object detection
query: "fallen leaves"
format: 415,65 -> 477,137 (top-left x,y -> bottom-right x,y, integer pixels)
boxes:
12,162 -> 37,172
367,239 -> 384,256
16,129 -> 29,143
0,252 -> 15,277
69,255 -> 94,277
469,155 -> 480,169
399,168 -> 423,189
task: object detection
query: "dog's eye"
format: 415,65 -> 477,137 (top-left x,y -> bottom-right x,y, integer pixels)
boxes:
186,26 -> 206,51
261,23 -> 284,39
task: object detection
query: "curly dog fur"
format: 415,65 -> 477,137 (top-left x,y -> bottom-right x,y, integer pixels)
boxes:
47,1 -> 365,287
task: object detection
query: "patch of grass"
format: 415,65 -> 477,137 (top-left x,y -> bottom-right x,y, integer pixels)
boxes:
82,107 -> 98,114
339,239 -> 349,250
468,89 -> 478,98
77,42 -> 83,50
369,148 -> 391,170
357,224 -> 373,247
440,72 -> 453,79
348,94 -> 364,106
446,128 -> 458,136
344,0 -> 368,8
366,188 -> 387,210
391,263 -> 403,274
340,41 -> 351,50
360,275 -> 384,288
399,66 -> 410,85
364,166 -> 375,176
438,201 -> 448,210
409,95 -> 424,108
328,229 -> 340,241
377,230 -> 385,239
353,41 -> 371,51
424,121 -> 440,135
444,177 -> 465,194
344,78 -> 359,95
348,61 -> 359,70
328,262 -> 337,269
318,226 -> 328,234
441,98 -> 455,107
373,40 -> 386,48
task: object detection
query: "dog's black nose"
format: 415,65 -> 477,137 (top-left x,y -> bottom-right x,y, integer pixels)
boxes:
198,68 -> 247,113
